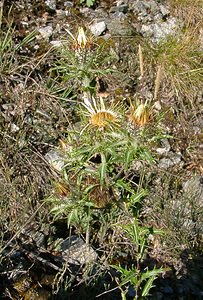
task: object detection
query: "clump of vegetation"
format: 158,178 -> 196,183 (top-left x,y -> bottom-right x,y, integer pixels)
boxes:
142,30 -> 203,105
169,0 -> 203,26
0,1 -> 202,298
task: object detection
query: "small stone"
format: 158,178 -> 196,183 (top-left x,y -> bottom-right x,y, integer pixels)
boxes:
45,149 -> 65,171
160,5 -> 170,18
182,176 -> 203,207
90,21 -> 107,36
64,1 -> 74,7
38,26 -> 53,40
56,9 -> 71,18
110,4 -> 128,14
156,139 -> 171,155
154,100 -> 162,111
159,152 -> 182,169
11,123 -> 20,133
50,40 -> 65,47
45,0 -> 56,10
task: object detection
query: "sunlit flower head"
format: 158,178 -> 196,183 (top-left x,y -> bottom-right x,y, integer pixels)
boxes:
77,27 -> 87,48
82,95 -> 119,129
73,27 -> 93,51
129,100 -> 152,127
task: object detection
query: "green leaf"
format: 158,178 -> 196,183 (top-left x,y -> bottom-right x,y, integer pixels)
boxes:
130,189 -> 148,205
99,152 -> 106,186
141,268 -> 163,296
141,275 -> 156,297
80,0 -> 95,8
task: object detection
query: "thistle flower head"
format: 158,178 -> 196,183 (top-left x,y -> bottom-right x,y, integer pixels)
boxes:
82,95 -> 119,129
76,27 -> 87,49
129,100 -> 152,127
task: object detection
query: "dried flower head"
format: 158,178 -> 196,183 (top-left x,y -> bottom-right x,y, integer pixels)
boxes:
73,27 -> 92,51
77,27 -> 87,48
53,182 -> 69,198
129,100 -> 152,127
82,95 -> 119,129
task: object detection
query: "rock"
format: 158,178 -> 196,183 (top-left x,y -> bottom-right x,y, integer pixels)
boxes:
106,16 -> 136,36
45,0 -> 56,11
64,1 -> 74,7
38,26 -> 53,40
159,5 -> 170,18
182,176 -> 203,207
141,17 -> 180,43
45,149 -> 65,171
50,40 -> 65,47
11,123 -> 20,133
154,291 -> 164,300
158,152 -> 182,169
156,139 -> 171,155
110,4 -> 128,14
90,21 -> 107,36
60,236 -> 97,265
56,9 -> 71,18
130,0 -> 159,17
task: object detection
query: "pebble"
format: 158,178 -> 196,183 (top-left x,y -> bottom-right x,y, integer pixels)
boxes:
156,139 -> 171,155
90,21 -> 107,36
45,149 -> 65,171
160,5 -> 170,18
110,4 -> 128,14
45,0 -> 56,11
64,1 -> 74,7
11,123 -> 20,133
38,25 -> 53,40
158,152 -> 182,169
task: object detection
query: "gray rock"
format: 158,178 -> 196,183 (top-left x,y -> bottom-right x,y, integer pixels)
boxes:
182,176 -> 203,207
110,4 -> 128,14
130,0 -> 159,17
64,1 -> 74,7
38,25 -> 53,40
60,236 -> 97,265
56,9 -> 71,18
160,5 -> 170,18
153,291 -> 164,300
45,0 -> 56,11
106,17 -> 136,36
45,149 -> 65,171
90,21 -> 107,36
141,17 -> 180,43
159,152 -> 182,169
156,139 -> 171,155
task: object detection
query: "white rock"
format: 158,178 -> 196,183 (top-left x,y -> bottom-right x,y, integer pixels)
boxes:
38,26 -> 53,40
45,0 -> 56,10
45,150 -> 65,171
90,21 -> 107,36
